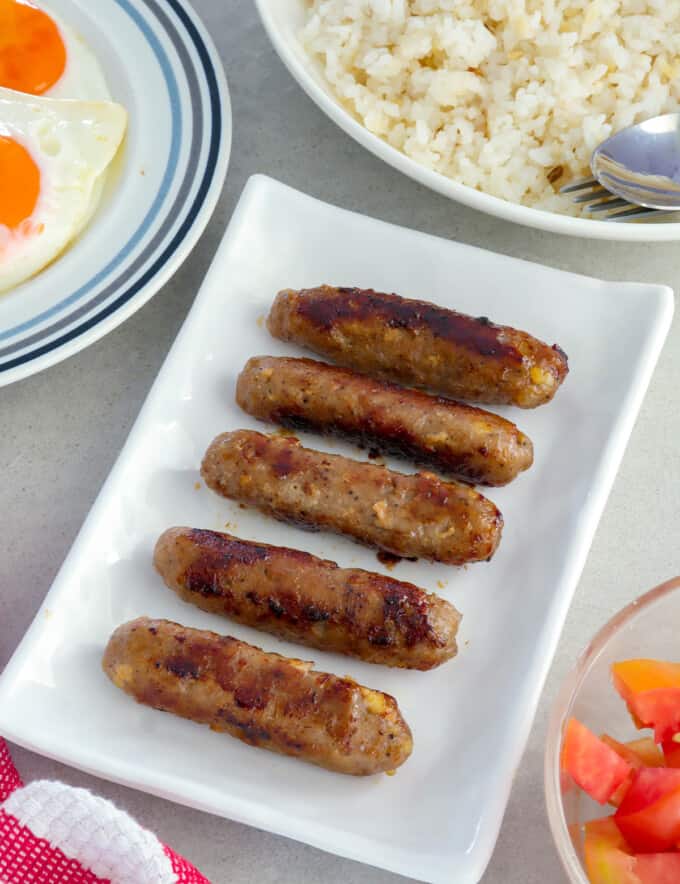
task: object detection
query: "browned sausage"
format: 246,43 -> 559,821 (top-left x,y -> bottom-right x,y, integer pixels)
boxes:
154,527 -> 461,670
201,430 -> 502,565
236,355 -> 534,486
267,286 -> 568,408
103,617 -> 413,775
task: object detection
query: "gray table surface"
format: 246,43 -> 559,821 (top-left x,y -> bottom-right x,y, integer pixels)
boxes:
2,2 -> 680,882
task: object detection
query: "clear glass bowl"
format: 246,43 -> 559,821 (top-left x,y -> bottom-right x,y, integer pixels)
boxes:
545,576 -> 680,883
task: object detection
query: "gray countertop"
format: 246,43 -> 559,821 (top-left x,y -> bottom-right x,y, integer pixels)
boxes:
2,2 -> 680,882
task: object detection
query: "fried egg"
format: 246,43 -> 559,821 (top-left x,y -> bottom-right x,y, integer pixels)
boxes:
0,87 -> 127,292
0,0 -> 111,100
0,2 -> 127,291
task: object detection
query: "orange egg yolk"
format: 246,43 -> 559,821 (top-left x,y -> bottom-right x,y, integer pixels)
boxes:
0,0 -> 66,95
0,135 -> 40,229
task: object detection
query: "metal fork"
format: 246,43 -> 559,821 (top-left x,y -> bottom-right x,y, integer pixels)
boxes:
560,178 -> 679,222
560,114 -> 680,221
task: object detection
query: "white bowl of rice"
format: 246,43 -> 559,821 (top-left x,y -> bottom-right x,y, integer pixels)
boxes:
255,0 -> 680,240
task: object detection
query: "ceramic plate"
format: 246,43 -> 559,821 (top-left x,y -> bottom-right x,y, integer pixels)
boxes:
0,0 -> 231,387
0,176 -> 672,883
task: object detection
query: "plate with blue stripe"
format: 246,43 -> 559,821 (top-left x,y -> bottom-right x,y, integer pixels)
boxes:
0,0 -> 231,387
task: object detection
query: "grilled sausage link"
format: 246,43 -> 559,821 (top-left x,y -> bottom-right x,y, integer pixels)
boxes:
103,617 -> 413,775
201,430 -> 502,565
154,527 -> 461,670
267,286 -> 568,408
236,355 -> 533,486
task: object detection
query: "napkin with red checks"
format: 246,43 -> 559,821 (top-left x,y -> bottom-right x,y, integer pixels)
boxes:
0,738 -> 210,883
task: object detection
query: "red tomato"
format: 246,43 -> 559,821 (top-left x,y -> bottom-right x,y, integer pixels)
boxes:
612,660 -> 680,743
610,779 -> 634,810
635,853 -> 680,884
561,719 -> 632,804
617,769 -> 680,816
602,737 -> 665,808
616,769 -> 680,852
662,739 -> 680,769
626,740 -> 666,768
602,738 -> 666,769
584,817 -> 638,884
584,816 -> 680,883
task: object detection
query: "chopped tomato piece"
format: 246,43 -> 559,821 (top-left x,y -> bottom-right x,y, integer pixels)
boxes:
610,781 -> 633,810
602,736 -> 665,807
635,853 -> 680,884
584,818 -> 638,884
616,769 -> 680,852
617,769 -> 680,816
561,718 -> 632,804
601,737 -> 665,770
610,778 -> 634,810
662,738 -> 680,769
627,740 -> 666,768
584,817 -> 680,883
612,660 -> 680,743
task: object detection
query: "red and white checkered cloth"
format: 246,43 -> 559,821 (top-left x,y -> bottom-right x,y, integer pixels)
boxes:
0,738 -> 210,883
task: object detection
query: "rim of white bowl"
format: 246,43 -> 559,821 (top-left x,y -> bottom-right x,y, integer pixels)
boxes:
255,0 -> 680,242
544,575 -> 680,883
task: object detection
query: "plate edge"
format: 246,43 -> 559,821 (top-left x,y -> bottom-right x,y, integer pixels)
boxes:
0,173 -> 674,884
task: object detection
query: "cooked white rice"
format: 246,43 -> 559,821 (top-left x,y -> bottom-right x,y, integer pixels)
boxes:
301,0 -> 680,214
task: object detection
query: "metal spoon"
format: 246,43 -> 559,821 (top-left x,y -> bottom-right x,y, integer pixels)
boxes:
590,112 -> 680,210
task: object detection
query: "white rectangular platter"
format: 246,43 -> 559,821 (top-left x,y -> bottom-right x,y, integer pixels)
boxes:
0,175 -> 673,883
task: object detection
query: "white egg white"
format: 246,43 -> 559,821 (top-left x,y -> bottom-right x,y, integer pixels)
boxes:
0,88 -> 127,293
38,3 -> 118,240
